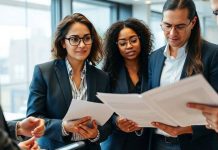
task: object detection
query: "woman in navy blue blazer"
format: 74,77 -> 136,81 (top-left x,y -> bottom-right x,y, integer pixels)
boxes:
27,13 -> 111,150
148,0 -> 218,150
101,18 -> 153,150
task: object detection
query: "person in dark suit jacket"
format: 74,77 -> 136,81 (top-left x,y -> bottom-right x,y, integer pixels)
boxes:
0,105 -> 44,150
26,13 -> 111,150
148,0 -> 218,150
186,0 -> 218,133
101,18 -> 153,150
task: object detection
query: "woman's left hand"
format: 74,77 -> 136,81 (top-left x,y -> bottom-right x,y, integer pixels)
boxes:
151,122 -> 193,137
77,120 -> 98,139
187,102 -> 218,132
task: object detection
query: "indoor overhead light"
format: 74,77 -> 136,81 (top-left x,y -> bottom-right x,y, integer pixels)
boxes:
145,0 -> 151,4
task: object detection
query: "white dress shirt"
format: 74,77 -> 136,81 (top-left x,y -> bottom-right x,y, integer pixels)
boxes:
156,43 -> 187,137
63,58 -> 87,141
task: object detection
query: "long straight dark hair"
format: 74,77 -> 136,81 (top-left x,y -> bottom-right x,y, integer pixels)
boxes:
163,0 -> 203,76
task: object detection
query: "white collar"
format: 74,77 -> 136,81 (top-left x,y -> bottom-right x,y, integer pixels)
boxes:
65,58 -> 86,79
163,43 -> 187,60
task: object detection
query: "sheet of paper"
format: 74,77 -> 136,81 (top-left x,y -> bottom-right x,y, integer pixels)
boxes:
63,100 -> 114,126
97,93 -> 171,127
97,74 -> 218,127
141,74 -> 218,126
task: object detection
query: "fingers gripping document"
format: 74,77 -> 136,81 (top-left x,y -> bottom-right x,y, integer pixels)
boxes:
63,100 -> 114,126
97,74 -> 218,127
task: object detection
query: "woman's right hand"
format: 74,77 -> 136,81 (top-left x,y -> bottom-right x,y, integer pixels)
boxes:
63,116 -> 91,133
116,116 -> 141,133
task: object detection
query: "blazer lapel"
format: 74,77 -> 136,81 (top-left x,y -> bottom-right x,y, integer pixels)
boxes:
154,49 -> 166,87
54,60 -> 72,107
141,75 -> 148,92
115,67 -> 128,93
86,63 -> 96,102
180,56 -> 189,79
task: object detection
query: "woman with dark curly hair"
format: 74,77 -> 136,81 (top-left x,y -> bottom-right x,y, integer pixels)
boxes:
26,13 -> 111,150
101,18 -> 153,150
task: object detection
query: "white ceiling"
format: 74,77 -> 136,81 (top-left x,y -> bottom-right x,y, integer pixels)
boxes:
109,0 -> 165,5
109,0 -> 209,5
109,0 -> 212,17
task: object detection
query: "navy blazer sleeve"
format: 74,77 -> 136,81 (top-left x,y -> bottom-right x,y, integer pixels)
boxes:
190,41 -> 218,141
27,65 -> 64,143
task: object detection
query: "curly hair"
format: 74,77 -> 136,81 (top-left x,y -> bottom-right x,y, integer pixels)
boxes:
103,18 -> 153,88
51,13 -> 103,65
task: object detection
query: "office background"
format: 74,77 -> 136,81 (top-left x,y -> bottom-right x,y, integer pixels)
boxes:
0,0 -> 217,118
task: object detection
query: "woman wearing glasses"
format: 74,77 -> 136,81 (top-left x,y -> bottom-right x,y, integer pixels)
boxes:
101,18 -> 153,150
149,0 -> 218,150
26,13 -> 111,150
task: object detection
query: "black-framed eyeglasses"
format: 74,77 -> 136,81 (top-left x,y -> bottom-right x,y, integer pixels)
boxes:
160,21 -> 191,32
213,10 -> 218,16
65,34 -> 92,46
116,35 -> 140,48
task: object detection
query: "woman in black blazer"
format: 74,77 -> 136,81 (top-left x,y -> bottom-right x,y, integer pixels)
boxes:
27,13 -> 111,150
101,18 -> 153,150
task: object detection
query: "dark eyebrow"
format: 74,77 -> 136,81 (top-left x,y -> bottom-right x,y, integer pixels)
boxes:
68,34 -> 91,38
162,22 -> 187,26
118,35 -> 138,41
162,22 -> 171,26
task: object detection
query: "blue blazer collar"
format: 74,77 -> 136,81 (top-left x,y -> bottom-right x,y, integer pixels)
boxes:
54,59 -> 72,107
55,60 -> 96,105
153,48 -> 166,87
153,46 -> 189,87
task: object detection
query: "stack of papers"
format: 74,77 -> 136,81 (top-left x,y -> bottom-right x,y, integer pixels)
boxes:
97,75 -> 218,127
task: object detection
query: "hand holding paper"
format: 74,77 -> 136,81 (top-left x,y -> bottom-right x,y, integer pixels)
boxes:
116,116 -> 141,133
97,75 -> 218,127
63,99 -> 114,126
63,116 -> 91,133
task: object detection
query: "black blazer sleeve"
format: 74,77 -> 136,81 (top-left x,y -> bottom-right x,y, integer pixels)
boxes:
7,121 -> 17,140
0,106 -> 20,150
0,129 -> 20,150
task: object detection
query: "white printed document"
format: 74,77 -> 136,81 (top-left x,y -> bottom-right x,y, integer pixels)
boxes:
63,100 -> 114,126
97,74 -> 218,127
